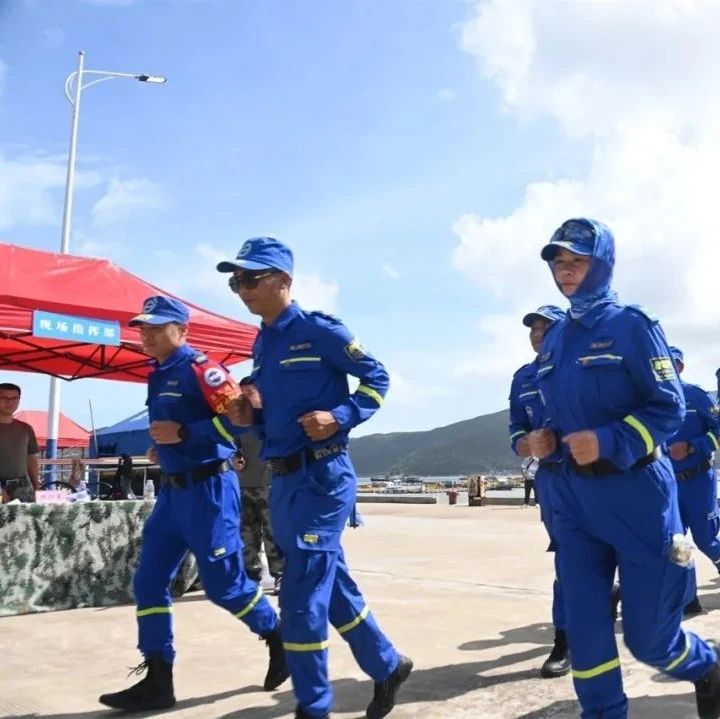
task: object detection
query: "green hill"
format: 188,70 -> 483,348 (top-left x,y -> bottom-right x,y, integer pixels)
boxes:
349,409 -> 520,477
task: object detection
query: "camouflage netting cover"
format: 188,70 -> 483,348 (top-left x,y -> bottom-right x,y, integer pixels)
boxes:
0,500 -> 197,616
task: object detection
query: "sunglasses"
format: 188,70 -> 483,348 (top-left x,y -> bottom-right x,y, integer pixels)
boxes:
228,270 -> 278,293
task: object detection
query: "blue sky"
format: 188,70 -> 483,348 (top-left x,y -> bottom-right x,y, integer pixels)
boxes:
3,0 -> 715,439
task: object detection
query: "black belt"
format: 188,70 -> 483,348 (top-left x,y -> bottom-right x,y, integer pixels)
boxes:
0,477 -> 28,488
571,447 -> 662,478
675,458 -> 713,482
267,444 -> 346,476
161,460 -> 231,489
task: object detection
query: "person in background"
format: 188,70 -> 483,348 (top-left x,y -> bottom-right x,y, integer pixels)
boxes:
521,456 -> 538,507
233,424 -> 284,596
114,453 -> 137,499
0,382 -> 40,502
509,305 -> 570,678
530,217 -> 720,719
667,346 -> 720,616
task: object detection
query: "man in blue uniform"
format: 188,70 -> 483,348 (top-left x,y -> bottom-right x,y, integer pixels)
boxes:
528,218 -> 720,719
509,304 -> 570,678
667,345 -> 720,615
217,238 -> 412,719
99,296 -> 288,712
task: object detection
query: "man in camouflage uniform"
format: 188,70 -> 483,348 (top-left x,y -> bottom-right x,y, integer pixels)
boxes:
234,430 -> 284,595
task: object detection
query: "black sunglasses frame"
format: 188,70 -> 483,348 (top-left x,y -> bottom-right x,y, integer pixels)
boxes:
228,270 -> 278,293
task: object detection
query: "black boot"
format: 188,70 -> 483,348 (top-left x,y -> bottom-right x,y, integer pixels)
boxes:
366,655 -> 413,719
262,626 -> 289,691
98,656 -> 175,711
540,629 -> 571,679
610,583 -> 621,622
696,642 -> 720,719
686,596 -> 704,617
295,707 -> 330,718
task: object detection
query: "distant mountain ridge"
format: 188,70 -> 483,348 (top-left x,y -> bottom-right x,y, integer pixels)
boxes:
348,409 -> 520,476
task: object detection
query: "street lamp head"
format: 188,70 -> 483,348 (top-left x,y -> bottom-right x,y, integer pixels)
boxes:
136,74 -> 167,84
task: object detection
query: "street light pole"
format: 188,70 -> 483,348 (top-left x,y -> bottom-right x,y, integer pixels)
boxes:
46,50 -> 166,461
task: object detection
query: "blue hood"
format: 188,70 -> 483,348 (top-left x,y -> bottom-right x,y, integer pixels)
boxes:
542,218 -> 618,317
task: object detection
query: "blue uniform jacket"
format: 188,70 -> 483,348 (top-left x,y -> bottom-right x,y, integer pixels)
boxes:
250,302 -> 388,459
537,303 -> 685,470
147,344 -> 237,473
508,359 -> 545,453
669,381 -> 720,472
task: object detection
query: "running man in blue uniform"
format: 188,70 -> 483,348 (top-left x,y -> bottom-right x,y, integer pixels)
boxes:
528,218 -> 720,719
217,238 -> 412,719
99,296 -> 287,712
509,304 -> 570,678
667,345 -> 720,616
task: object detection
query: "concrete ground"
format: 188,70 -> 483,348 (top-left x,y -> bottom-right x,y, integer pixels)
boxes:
3,503 -> 720,719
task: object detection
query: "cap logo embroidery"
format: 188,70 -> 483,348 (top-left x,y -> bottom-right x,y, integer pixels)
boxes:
143,298 -> 158,313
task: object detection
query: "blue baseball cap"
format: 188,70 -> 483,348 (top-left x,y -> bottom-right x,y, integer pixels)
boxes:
541,218 -> 597,261
216,236 -> 294,276
668,346 -> 684,365
522,304 -> 565,327
129,296 -> 190,326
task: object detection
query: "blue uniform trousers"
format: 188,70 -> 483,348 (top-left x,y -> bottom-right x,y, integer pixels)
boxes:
133,470 -> 278,663
270,452 -> 399,717
553,459 -> 716,719
534,466 -> 566,632
677,468 -> 720,565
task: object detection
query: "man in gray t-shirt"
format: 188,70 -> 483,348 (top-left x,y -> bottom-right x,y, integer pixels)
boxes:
0,383 -> 40,502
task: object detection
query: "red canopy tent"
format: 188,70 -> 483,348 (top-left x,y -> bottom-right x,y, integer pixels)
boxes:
0,243 -> 257,382
14,410 -> 90,450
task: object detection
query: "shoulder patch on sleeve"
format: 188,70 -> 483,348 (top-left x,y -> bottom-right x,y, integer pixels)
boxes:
626,304 -> 659,324
191,359 -> 240,413
650,356 -> 675,382
344,337 -> 367,361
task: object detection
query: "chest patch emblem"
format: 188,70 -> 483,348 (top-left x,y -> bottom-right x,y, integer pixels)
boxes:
590,338 -> 614,350
290,342 -> 312,351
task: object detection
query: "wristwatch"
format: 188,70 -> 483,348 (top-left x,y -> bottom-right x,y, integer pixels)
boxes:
177,424 -> 190,442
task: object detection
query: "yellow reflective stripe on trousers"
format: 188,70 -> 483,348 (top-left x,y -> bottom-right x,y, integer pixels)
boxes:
212,416 -> 234,443
234,586 -> 263,620
336,605 -> 369,635
283,640 -> 330,652
572,657 -> 621,680
707,432 -> 720,451
665,632 -> 691,672
357,385 -> 383,406
623,415 -> 654,454
136,606 -> 172,618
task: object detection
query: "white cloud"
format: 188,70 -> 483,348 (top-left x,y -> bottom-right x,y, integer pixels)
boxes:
0,150 -> 102,232
91,178 -> 170,228
455,0 -> 720,388
292,271 -> 339,314
381,262 -> 401,280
